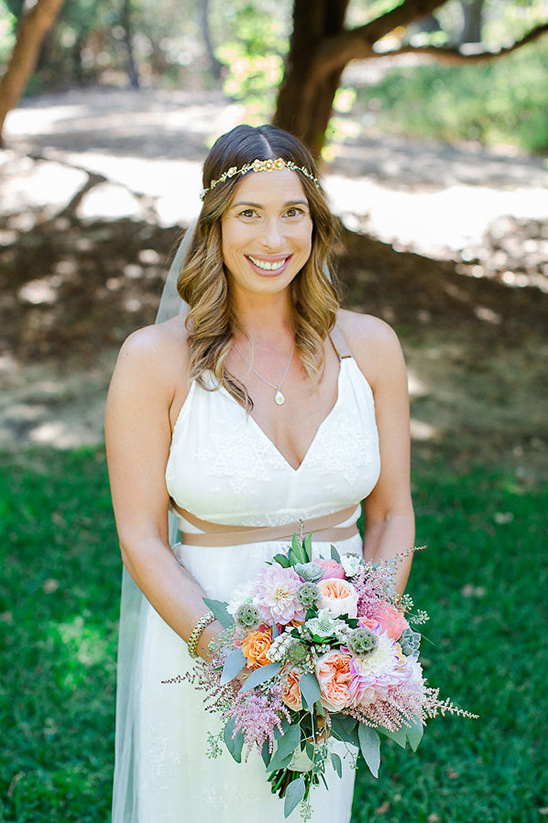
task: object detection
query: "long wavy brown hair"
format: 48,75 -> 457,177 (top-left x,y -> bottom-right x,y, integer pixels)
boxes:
177,124 -> 340,408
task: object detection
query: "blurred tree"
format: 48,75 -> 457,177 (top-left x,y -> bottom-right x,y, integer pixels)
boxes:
460,0 -> 484,44
0,0 -> 65,143
199,0 -> 222,79
272,0 -> 548,157
121,0 -> 139,88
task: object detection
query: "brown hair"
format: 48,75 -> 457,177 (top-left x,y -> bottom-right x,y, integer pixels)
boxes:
177,124 -> 340,408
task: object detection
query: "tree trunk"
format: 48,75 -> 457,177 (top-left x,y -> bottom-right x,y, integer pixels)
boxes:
121,0 -> 140,89
198,0 -> 222,81
0,0 -> 65,143
273,0 -> 350,159
460,0 -> 484,44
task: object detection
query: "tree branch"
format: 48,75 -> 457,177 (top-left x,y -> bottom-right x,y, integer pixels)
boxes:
377,21 -> 548,64
314,0 -> 448,74
313,1 -> 548,77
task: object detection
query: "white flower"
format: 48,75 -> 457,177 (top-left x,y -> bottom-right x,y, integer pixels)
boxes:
340,554 -> 362,578
226,581 -> 255,616
305,608 -> 349,640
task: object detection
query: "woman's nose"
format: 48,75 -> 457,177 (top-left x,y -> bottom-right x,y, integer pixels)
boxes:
260,217 -> 284,248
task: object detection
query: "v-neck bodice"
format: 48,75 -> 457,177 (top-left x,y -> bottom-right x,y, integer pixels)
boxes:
165,356 -> 380,529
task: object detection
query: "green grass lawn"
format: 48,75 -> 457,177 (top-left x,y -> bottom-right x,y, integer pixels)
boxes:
0,448 -> 546,822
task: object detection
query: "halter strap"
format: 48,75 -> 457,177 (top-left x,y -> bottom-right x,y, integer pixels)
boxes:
170,502 -> 360,547
330,319 -> 353,361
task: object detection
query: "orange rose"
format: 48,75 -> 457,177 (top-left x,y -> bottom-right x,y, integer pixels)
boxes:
241,629 -> 273,669
315,650 -> 353,712
280,665 -> 303,711
317,577 -> 358,618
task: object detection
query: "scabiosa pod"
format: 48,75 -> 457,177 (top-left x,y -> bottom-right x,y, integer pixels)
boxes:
297,582 -> 320,608
235,603 -> 261,631
346,627 -> 379,657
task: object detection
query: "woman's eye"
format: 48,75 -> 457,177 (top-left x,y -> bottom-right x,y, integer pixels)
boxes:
285,207 -> 303,218
239,208 -> 256,218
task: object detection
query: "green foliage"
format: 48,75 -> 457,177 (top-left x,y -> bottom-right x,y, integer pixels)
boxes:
0,0 -> 16,62
355,38 -> 548,153
0,447 -> 546,821
215,0 -> 290,122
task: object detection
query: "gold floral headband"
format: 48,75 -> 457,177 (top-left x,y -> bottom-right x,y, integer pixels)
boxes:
200,157 -> 320,200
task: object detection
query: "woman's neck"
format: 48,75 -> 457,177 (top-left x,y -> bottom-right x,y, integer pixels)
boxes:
231,291 -> 295,343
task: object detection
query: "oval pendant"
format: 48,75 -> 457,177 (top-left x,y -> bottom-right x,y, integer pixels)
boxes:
274,390 -> 285,405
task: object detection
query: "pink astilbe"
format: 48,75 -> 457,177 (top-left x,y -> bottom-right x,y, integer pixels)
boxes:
343,682 -> 428,732
352,565 -> 395,620
229,685 -> 291,758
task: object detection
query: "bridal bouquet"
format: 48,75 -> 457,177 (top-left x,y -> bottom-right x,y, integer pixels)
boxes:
168,536 -> 476,819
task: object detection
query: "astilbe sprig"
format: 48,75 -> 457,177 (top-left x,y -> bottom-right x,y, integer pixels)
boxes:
228,684 -> 291,758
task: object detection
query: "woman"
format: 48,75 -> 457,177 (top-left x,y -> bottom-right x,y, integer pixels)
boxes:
105,123 -> 414,823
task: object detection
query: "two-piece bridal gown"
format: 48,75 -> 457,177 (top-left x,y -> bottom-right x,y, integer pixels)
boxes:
112,346 -> 381,823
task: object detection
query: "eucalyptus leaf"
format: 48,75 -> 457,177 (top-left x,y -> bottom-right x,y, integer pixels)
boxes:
239,662 -> 281,692
331,752 -> 343,778
330,714 -> 359,746
299,672 -> 322,712
330,545 -> 342,563
377,725 -> 408,749
261,738 -> 272,767
220,648 -> 247,685
202,597 -> 233,628
406,717 -> 424,751
358,724 -> 380,778
267,723 -> 302,773
223,718 -> 244,763
284,776 -> 306,818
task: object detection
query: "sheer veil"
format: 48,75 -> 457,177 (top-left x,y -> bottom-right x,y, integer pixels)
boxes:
112,219 -> 196,823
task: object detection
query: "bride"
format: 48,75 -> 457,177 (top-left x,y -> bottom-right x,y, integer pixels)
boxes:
105,123 -> 414,822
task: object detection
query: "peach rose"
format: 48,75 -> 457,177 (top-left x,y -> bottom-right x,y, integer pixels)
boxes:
280,665 -> 303,711
316,559 -> 346,580
358,616 -> 379,630
373,604 -> 409,640
315,650 -> 353,712
317,578 -> 358,618
241,630 -> 273,669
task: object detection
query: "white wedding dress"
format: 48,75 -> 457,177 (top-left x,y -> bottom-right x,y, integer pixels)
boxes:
112,352 -> 380,823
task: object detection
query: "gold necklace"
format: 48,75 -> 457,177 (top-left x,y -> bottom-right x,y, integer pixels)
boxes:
234,342 -> 295,405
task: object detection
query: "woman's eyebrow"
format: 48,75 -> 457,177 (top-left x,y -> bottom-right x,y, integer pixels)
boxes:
231,199 -> 309,208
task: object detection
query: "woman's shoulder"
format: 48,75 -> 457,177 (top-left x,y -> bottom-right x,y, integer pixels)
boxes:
336,309 -> 406,388
113,315 -> 190,391
337,308 -> 402,354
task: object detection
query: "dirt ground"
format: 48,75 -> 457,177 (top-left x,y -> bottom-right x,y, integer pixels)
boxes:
0,88 -> 547,482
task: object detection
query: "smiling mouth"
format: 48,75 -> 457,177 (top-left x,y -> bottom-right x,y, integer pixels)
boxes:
247,255 -> 289,272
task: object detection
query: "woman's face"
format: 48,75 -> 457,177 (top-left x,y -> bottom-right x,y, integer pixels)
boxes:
220,169 -> 313,301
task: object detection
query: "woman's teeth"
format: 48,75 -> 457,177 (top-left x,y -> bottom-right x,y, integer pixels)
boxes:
248,256 -> 287,271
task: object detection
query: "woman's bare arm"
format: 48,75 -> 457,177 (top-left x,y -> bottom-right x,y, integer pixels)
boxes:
105,323 -> 219,659
341,310 -> 415,595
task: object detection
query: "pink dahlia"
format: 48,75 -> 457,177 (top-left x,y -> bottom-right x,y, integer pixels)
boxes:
347,628 -> 410,707
255,565 -> 306,625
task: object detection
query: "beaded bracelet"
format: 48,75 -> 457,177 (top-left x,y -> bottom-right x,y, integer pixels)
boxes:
187,611 -> 216,658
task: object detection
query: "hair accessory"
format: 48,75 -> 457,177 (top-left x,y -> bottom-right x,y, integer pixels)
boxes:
187,611 -> 216,658
200,157 -> 319,200
234,341 -> 295,405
